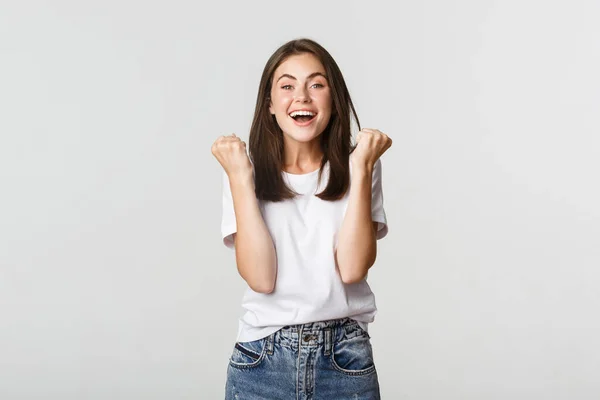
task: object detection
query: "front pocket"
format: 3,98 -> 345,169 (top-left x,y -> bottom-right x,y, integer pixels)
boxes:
330,334 -> 376,376
229,338 -> 267,369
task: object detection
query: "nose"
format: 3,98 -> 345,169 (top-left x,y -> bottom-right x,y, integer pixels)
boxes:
294,86 -> 310,102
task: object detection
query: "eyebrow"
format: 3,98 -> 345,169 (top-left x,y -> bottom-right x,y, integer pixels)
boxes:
276,72 -> 328,83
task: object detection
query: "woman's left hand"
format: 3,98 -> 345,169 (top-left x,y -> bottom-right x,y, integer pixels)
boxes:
351,128 -> 393,171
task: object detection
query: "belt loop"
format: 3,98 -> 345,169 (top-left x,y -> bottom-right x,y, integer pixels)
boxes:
266,331 -> 274,355
324,328 -> 332,356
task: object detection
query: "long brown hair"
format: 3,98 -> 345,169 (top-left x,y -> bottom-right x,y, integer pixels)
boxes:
249,38 -> 361,202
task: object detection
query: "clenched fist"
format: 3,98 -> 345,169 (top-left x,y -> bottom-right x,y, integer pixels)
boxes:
211,133 -> 253,178
351,128 -> 392,171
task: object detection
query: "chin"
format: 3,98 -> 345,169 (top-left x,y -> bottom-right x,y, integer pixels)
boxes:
284,129 -> 323,142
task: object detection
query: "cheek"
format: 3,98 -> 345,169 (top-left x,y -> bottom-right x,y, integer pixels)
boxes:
316,92 -> 332,107
275,97 -> 292,111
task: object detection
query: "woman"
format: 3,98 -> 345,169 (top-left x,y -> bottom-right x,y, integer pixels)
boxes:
211,37 -> 392,399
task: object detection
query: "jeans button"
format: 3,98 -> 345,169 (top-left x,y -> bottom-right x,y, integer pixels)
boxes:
303,335 -> 310,342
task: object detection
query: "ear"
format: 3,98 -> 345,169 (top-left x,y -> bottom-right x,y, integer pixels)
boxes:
268,98 -> 274,115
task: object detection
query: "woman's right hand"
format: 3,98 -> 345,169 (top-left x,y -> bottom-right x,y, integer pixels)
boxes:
211,133 -> 253,178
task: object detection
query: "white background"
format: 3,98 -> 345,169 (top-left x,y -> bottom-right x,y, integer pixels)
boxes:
1,1 -> 599,399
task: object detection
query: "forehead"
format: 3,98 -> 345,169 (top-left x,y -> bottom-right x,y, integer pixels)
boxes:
274,53 -> 326,78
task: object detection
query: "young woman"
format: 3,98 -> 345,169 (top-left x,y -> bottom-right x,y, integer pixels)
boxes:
211,38 -> 392,400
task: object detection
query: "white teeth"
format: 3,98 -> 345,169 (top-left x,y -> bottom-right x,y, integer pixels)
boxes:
289,110 -> 316,117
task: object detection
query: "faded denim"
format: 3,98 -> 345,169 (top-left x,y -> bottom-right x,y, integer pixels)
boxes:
225,317 -> 381,399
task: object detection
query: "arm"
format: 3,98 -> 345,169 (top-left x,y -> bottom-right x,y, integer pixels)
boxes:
229,172 -> 277,293
335,164 -> 378,284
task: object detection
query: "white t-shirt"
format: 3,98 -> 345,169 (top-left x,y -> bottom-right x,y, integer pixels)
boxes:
221,157 -> 388,343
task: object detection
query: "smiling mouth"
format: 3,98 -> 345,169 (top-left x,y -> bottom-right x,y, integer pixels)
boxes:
289,114 -> 317,125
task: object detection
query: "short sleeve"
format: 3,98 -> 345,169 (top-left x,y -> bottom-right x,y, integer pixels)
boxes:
371,158 -> 388,240
221,170 -> 237,249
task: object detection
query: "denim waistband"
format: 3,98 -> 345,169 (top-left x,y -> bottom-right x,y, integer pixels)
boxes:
263,317 -> 367,355
279,317 -> 357,332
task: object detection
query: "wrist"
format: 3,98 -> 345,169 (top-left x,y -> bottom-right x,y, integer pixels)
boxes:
351,160 -> 373,176
228,171 -> 254,187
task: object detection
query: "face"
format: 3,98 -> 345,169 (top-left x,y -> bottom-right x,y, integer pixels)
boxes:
269,53 -> 332,144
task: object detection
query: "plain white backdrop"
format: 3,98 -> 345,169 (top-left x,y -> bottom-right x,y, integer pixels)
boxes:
1,1 -> 599,399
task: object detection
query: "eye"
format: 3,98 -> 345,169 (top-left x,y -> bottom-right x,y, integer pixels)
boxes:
281,83 -> 324,90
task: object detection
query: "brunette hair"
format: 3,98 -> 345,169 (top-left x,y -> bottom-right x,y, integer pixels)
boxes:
249,38 -> 361,202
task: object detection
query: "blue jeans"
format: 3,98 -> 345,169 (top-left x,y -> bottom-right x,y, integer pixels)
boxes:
225,317 -> 381,399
